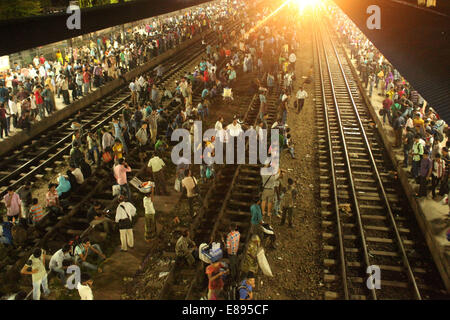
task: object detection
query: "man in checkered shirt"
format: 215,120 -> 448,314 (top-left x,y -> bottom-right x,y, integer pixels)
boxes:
225,223 -> 240,282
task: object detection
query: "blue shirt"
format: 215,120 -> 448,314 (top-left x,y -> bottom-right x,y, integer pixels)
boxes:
239,280 -> 252,300
250,204 -> 262,226
0,222 -> 13,245
56,176 -> 71,196
201,89 -> 209,99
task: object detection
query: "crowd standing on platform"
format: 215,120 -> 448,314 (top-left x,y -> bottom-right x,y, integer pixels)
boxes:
0,1 -> 231,139
334,8 -> 450,212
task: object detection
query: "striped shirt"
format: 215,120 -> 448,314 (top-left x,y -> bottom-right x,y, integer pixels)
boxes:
30,204 -> 45,223
226,230 -> 240,255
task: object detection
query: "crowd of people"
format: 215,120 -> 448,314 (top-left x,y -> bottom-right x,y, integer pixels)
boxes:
333,5 -> 450,212
0,1 -> 232,140
171,1 -> 305,300
0,0 -> 310,300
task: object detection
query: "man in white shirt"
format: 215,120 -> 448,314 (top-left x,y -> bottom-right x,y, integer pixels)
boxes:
115,195 -> 136,252
295,86 -> 308,114
20,248 -> 50,300
49,244 -> 72,284
147,154 -> 167,195
77,273 -> 94,300
215,117 -> 225,142
227,117 -> 243,138
129,81 -> 137,106
70,166 -> 84,184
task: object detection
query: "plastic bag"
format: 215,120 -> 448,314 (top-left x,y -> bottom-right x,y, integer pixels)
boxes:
174,178 -> 181,192
112,184 -> 121,196
257,248 -> 273,277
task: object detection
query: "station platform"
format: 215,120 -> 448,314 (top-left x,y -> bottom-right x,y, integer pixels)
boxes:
342,45 -> 450,292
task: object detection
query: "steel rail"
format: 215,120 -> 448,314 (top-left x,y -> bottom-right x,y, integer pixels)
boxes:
0,24 -> 228,198
323,14 -> 422,300
313,19 -> 349,300
316,13 -> 378,300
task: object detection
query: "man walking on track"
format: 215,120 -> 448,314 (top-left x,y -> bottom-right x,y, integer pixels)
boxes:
147,153 -> 168,195
295,86 -> 308,113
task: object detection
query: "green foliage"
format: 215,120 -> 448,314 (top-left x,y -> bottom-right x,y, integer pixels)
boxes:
0,0 -> 43,20
79,0 -> 134,8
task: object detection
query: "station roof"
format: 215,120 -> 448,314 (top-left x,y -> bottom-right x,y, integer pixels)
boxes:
333,0 -> 450,123
0,0 -> 212,56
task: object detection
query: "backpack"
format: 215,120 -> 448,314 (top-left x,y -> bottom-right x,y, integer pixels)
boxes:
229,284 -> 249,300
435,130 -> 444,142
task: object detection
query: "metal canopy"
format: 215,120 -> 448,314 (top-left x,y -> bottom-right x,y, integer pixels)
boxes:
332,0 -> 450,123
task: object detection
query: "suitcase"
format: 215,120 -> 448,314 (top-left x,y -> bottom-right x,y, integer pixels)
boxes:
201,243 -> 223,263
129,177 -> 155,193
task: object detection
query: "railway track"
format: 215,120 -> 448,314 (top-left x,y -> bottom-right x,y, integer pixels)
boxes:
158,71 -> 282,300
314,9 -> 446,299
0,14 -> 249,296
0,16 -> 239,198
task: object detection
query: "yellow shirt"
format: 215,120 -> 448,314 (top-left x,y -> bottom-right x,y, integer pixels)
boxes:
112,143 -> 123,159
147,156 -> 165,172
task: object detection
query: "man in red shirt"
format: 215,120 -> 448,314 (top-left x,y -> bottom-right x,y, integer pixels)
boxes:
34,87 -> 45,120
205,261 -> 228,300
0,102 -> 9,138
83,69 -> 91,96
382,94 -> 393,125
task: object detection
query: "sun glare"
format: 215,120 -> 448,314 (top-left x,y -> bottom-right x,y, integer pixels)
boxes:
293,0 -> 321,13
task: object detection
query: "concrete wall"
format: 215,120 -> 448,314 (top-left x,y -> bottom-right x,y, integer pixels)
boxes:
0,33 -> 203,158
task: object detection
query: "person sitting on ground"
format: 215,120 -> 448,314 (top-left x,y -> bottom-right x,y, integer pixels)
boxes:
74,237 -> 105,273
70,165 -> 84,185
30,198 -> 46,226
65,170 -> 78,192
87,201 -> 114,233
205,260 -> 229,300
56,173 -> 71,199
77,273 -> 94,300
175,229 -> 197,266
46,183 -> 63,218
49,244 -> 72,284
239,272 -> 255,300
